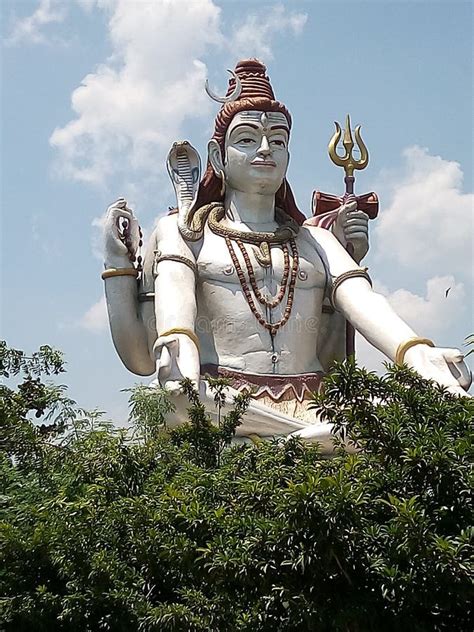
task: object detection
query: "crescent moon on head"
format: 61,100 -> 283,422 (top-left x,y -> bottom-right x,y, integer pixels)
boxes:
205,69 -> 242,103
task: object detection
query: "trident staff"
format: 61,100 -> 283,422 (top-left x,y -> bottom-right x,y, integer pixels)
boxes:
328,115 -> 370,357
328,114 -> 369,201
328,114 -> 369,256
307,116 -> 379,358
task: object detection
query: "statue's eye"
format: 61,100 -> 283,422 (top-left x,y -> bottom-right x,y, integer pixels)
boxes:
271,139 -> 286,147
239,137 -> 256,145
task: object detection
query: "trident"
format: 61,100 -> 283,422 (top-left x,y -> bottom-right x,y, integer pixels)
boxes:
310,114 -> 377,226
328,114 -> 369,202
328,115 -> 370,359
308,115 -> 379,359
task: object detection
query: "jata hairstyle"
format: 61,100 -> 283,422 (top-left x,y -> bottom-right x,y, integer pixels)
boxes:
195,59 -> 306,225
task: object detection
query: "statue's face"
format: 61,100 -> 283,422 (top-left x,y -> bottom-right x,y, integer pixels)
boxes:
223,111 -> 290,195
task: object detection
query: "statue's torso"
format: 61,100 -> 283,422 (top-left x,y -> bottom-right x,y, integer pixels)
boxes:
192,225 -> 327,374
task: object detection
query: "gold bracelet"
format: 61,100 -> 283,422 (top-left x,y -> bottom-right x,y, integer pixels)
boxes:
102,267 -> 138,280
395,337 -> 435,365
159,327 -> 200,350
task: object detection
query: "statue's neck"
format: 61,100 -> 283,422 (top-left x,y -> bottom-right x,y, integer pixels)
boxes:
224,189 -> 276,227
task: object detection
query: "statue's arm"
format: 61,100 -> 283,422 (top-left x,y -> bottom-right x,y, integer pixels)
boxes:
102,199 -> 155,376
152,214 -> 200,390
306,225 -> 472,394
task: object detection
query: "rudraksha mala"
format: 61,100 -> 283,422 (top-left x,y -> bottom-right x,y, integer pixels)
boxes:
225,237 -> 299,336
236,239 -> 290,308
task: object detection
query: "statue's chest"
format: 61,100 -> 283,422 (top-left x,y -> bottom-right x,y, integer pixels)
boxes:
194,229 -> 326,290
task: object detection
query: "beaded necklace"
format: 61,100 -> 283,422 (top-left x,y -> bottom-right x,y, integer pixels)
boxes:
236,239 -> 291,308
206,203 -> 301,336
223,236 -> 299,337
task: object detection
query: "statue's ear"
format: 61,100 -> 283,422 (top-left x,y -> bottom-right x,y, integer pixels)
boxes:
207,139 -> 224,176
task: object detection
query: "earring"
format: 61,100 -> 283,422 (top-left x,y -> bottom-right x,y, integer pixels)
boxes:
219,169 -> 226,197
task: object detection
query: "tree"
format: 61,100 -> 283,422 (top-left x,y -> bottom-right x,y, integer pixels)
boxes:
0,342 -> 472,631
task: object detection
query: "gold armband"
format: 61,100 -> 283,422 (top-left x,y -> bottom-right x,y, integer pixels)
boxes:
158,327 -> 200,351
330,268 -> 372,310
101,267 -> 138,280
395,337 -> 435,365
154,254 -> 197,274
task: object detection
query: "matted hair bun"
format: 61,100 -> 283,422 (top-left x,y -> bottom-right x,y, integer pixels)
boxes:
225,59 -> 275,101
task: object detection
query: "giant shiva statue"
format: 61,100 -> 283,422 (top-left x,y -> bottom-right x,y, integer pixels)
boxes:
102,60 -> 471,449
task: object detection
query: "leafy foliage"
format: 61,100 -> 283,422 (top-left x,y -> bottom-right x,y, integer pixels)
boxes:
0,343 -> 472,631
465,333 -> 474,358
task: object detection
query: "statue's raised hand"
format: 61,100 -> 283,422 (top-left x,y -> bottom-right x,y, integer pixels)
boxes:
405,344 -> 472,397
333,200 -> 369,262
103,198 -> 140,268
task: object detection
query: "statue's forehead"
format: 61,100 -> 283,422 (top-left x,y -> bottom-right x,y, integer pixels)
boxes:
227,110 -> 289,132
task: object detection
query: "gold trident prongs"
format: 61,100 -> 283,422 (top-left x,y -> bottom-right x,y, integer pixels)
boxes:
328,114 -> 369,177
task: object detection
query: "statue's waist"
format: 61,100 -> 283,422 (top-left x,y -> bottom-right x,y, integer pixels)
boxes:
201,364 -> 324,403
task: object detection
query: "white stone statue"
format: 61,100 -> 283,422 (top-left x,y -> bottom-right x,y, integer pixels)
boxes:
102,60 -> 471,451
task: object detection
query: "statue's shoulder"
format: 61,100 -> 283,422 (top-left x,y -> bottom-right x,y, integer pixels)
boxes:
300,223 -> 336,249
154,209 -> 179,235
301,222 -> 362,276
150,211 -> 179,245
152,210 -> 196,258
300,223 -> 348,268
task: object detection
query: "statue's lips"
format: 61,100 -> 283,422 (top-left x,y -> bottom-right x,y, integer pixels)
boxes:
251,160 -> 277,168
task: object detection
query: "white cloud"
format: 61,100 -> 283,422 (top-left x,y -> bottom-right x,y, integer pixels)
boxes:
49,0 -> 308,192
5,0 -> 66,46
358,147 -> 472,381
374,146 -> 473,278
75,0 -> 97,12
356,275 -> 467,372
379,275 -> 465,336
79,296 -> 108,333
91,213 -> 107,261
230,4 -> 307,60
50,0 -> 222,185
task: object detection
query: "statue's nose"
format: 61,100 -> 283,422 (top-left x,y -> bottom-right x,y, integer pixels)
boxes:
257,135 -> 271,156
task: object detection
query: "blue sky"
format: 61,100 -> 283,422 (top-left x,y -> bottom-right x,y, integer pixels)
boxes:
1,0 -> 473,421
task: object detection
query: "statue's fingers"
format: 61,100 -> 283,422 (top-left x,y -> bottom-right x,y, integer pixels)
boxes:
344,222 -> 368,233
442,348 -> 472,390
110,207 -> 133,222
156,345 -> 172,381
456,366 -> 472,390
344,222 -> 369,233
163,380 -> 183,395
156,336 -> 179,352
108,199 -> 130,214
109,197 -> 134,212
441,347 -> 464,363
337,200 -> 356,220
344,230 -> 368,241
446,384 -> 472,398
344,216 -> 369,226
335,205 -> 347,222
343,200 -> 357,212
154,337 -> 178,364
346,209 -> 369,221
177,361 -> 200,387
